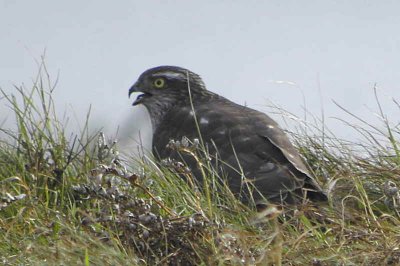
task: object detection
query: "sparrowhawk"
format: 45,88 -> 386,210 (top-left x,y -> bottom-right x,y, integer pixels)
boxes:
128,66 -> 327,206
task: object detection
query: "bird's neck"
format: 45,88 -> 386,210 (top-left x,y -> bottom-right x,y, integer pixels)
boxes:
144,99 -> 177,131
145,90 -> 217,131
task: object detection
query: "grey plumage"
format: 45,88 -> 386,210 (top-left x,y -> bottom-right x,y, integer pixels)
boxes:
129,66 -> 327,206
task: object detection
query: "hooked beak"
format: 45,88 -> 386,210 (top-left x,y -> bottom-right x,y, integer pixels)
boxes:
128,82 -> 138,97
129,82 -> 152,106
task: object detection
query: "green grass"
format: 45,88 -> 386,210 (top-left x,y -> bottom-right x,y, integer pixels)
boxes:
1,64 -> 400,265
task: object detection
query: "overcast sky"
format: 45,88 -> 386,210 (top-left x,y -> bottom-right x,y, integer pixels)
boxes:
1,1 -> 399,152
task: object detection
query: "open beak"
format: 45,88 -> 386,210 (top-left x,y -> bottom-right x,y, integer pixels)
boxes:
128,82 -> 139,98
129,82 -> 151,106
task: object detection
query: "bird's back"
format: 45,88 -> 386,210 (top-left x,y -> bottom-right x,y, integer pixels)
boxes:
152,94 -> 326,205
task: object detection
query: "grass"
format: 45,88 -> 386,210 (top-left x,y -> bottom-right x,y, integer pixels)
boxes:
1,64 -> 400,265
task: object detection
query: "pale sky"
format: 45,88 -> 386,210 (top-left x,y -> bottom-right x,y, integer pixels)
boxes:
1,1 -> 399,152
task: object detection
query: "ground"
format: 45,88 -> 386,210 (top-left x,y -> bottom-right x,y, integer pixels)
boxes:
1,66 -> 399,265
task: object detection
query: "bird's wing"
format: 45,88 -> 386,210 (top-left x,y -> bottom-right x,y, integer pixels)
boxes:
218,149 -> 305,204
210,101 -> 310,175
196,98 -> 311,176
253,115 -> 327,199
224,102 -> 326,197
256,120 -> 311,176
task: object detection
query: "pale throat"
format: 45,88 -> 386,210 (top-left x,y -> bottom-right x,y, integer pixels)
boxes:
143,99 -> 176,131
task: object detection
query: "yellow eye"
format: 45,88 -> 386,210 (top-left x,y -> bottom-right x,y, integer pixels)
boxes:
153,78 -> 165,88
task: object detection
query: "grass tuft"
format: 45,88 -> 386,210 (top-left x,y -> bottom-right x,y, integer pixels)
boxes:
1,66 -> 400,265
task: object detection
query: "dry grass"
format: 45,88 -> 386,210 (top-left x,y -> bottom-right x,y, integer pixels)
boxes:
1,64 -> 399,265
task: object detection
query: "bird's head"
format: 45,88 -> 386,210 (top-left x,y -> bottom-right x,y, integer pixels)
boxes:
129,66 -> 207,107
129,66 -> 209,128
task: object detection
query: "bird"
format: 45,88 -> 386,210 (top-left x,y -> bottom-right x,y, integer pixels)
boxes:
128,66 -> 327,207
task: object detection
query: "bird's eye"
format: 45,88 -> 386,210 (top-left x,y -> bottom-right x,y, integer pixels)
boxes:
153,78 -> 165,88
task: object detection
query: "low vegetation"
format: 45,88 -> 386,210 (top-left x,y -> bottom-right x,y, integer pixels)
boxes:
1,64 -> 399,265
